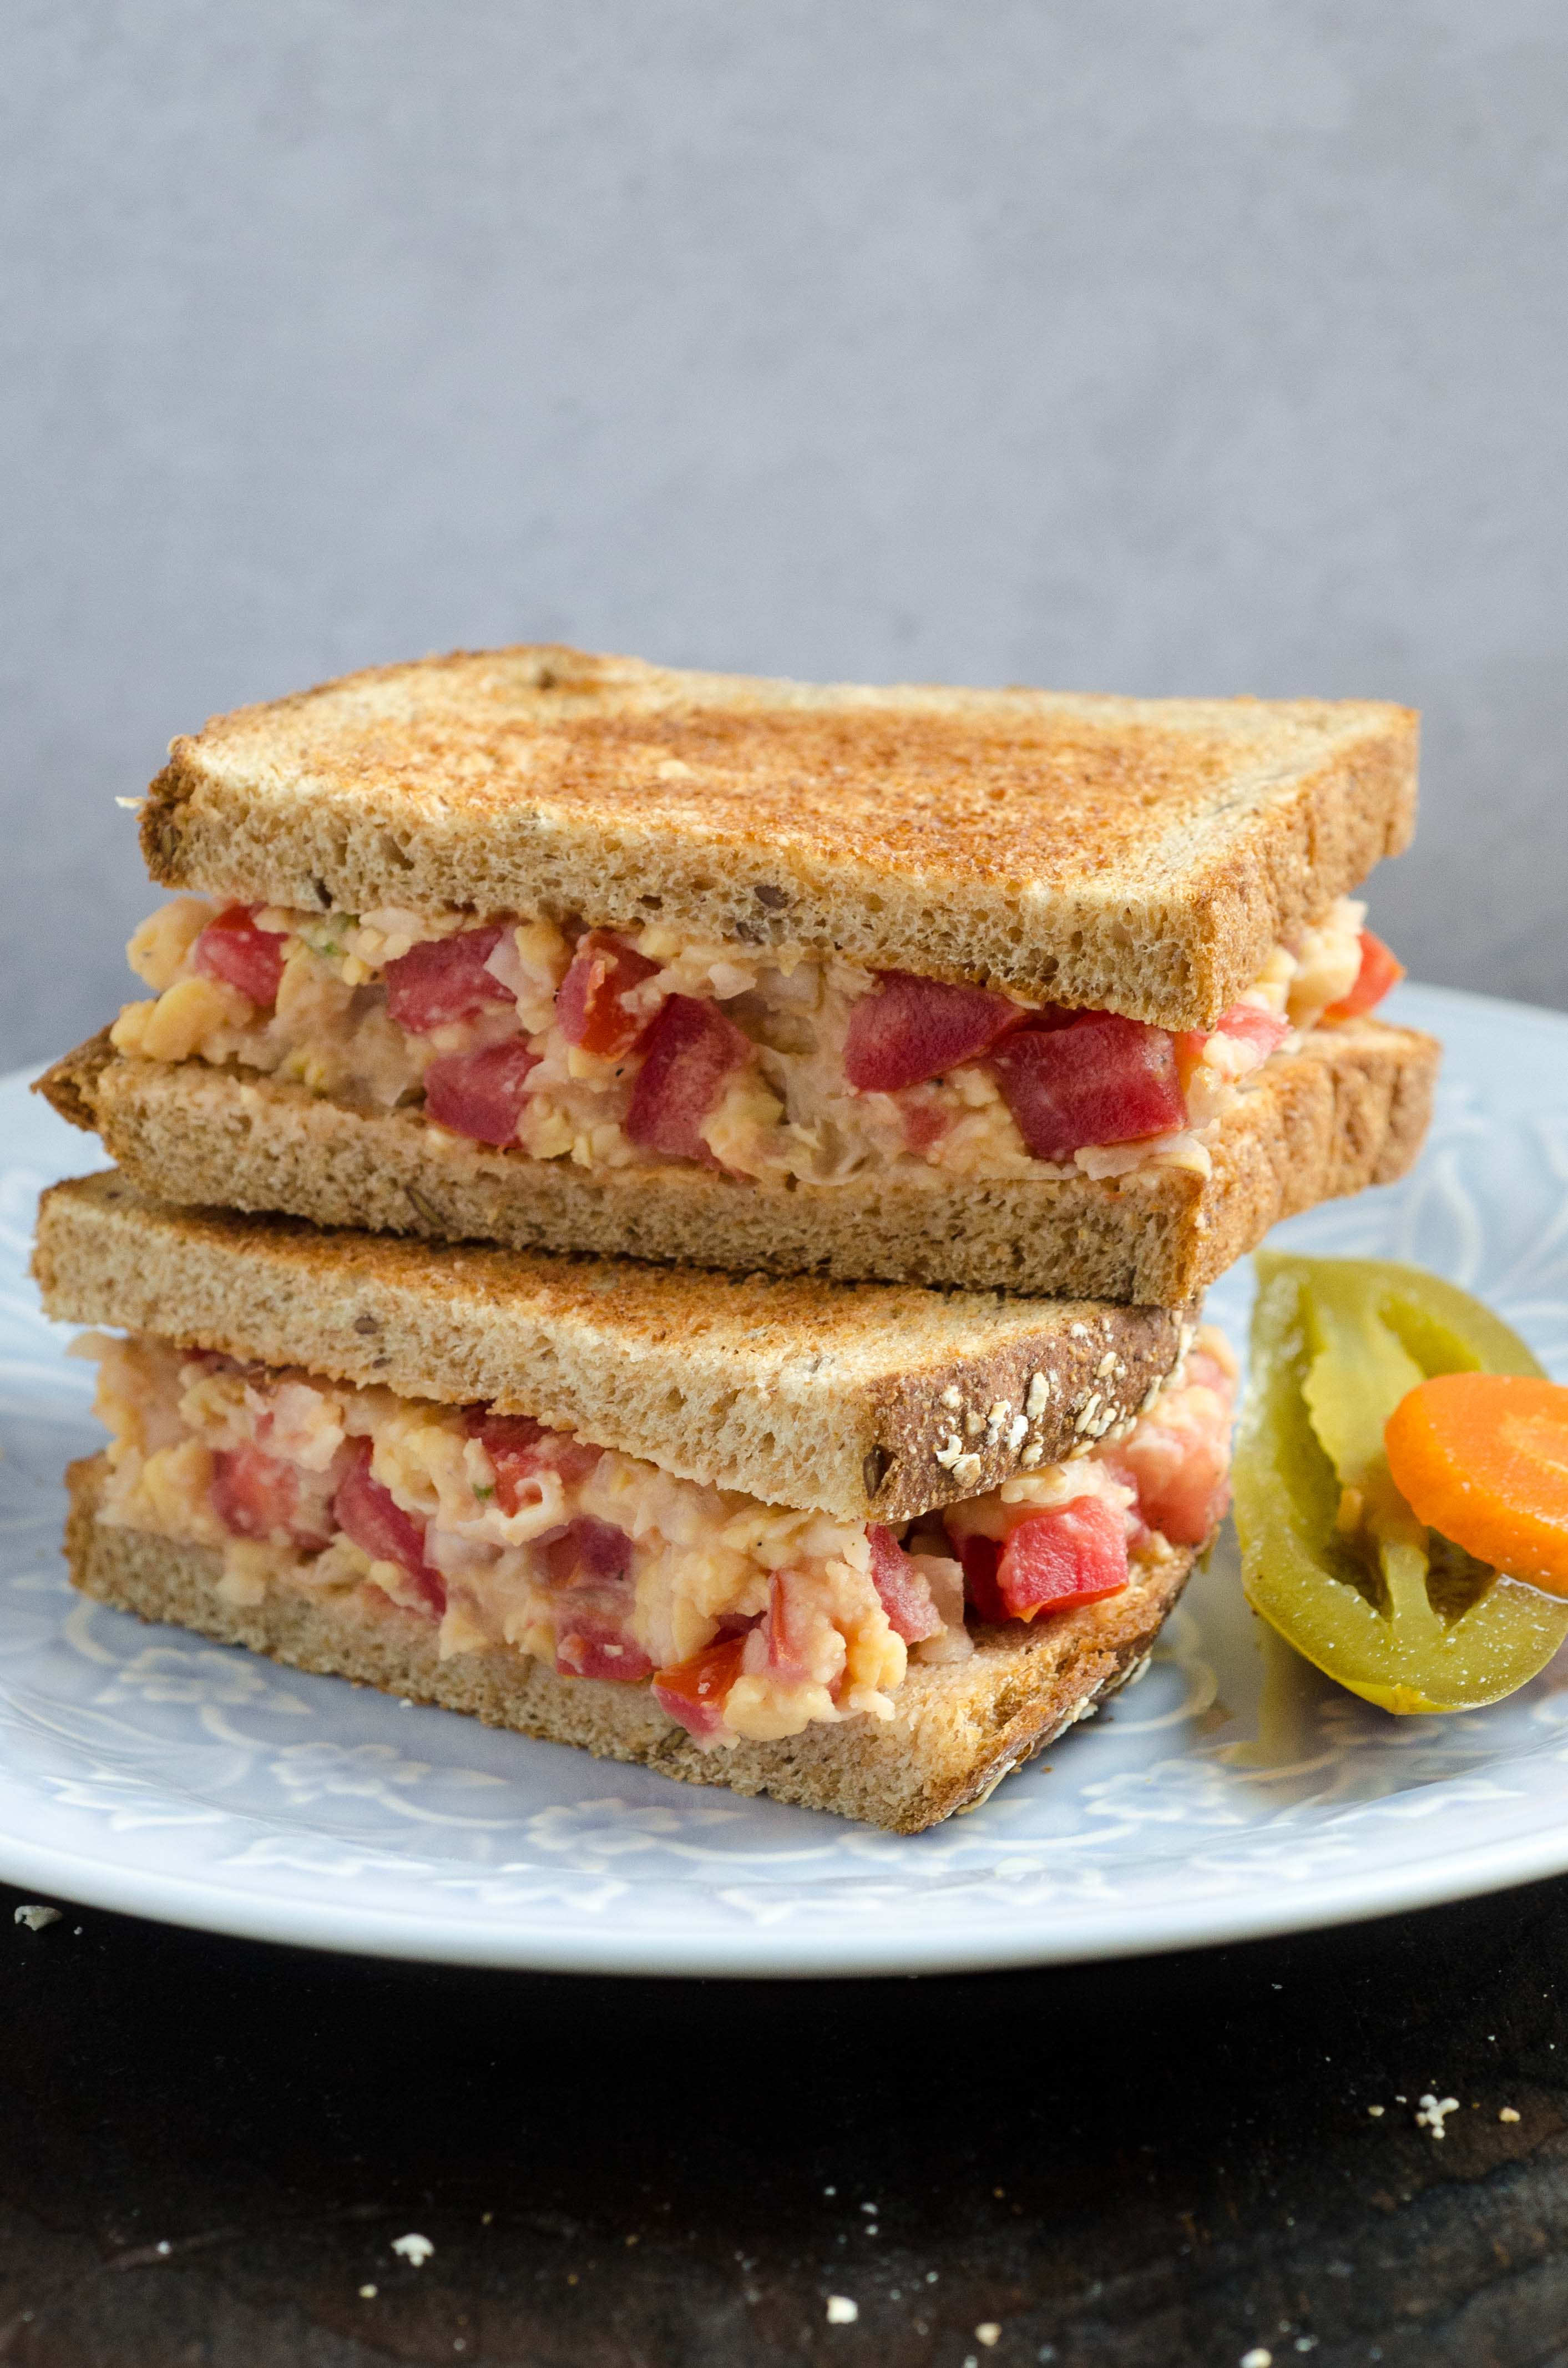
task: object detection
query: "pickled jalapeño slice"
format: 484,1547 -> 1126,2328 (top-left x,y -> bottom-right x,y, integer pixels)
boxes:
1234,1254 -> 1568,1713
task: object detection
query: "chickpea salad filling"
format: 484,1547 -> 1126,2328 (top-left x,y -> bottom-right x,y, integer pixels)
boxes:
110,896 -> 1403,1190
80,1328 -> 1237,1746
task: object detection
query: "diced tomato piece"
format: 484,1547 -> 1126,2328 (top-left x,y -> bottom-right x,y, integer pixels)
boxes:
331,1447 -> 446,1616
761,1567 -> 819,1684
1215,1004 -> 1292,1061
464,1409 -> 548,1512
569,1517 -> 632,1579
624,994 -> 752,1162
210,1443 -> 329,1550
544,1517 -> 633,1588
555,930 -> 660,1058
1172,1029 -> 1210,1089
1185,1344 -> 1236,1400
465,1410 -> 600,1511
192,905 -> 288,1008
422,1040 -> 539,1144
995,1497 -> 1129,1620
652,1634 -> 750,1738
1109,1392 -> 1233,1548
844,971 -> 1027,1093
547,1435 -> 606,1488
1324,928 -> 1405,1022
901,1095 -> 952,1155
383,925 -> 516,1033
989,1012 -> 1187,1161
867,1524 -> 943,1643
466,1410 -> 549,1455
954,1532 -> 1008,1625
554,1611 -> 653,1684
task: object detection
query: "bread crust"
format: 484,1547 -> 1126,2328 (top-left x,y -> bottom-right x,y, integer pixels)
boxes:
139,645 -> 1418,1026
39,1016 -> 1439,1307
34,1170 -> 1186,1523
64,1455 -> 1193,1834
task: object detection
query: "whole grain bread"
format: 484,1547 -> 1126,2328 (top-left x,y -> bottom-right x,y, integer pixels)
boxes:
36,1170 -> 1188,1522
65,1456 -> 1192,1832
139,646 -> 1417,1027
39,1014 -> 1439,1306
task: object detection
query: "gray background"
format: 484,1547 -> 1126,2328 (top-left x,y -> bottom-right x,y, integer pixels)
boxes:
6,1 -> 1567,1067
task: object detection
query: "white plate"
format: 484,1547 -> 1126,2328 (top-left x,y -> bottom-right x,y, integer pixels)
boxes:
6,983 -> 1568,1977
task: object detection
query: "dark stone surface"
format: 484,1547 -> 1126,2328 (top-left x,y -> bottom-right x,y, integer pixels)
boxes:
2,1876 -> 1566,2365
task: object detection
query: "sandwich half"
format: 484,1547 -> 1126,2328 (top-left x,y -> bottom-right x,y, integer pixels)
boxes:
37,1172 -> 1237,1832
39,648 -> 1437,1300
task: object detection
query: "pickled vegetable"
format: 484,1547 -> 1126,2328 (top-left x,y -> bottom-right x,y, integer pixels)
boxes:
1234,1255 -> 1568,1713
1387,1372 -> 1568,1593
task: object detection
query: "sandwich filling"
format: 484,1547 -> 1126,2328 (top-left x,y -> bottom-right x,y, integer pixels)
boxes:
110,898 -> 1403,1190
80,1327 -> 1236,1746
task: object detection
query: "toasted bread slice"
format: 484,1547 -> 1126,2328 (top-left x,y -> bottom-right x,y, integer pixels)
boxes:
139,647 -> 1417,1027
64,1455 -> 1193,1832
34,1170 -> 1188,1523
39,1016 -> 1438,1306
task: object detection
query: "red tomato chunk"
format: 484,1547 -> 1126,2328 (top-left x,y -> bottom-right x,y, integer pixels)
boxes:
989,1013 -> 1187,1162
422,1041 -> 539,1144
1214,1003 -> 1291,1060
210,1443 -> 328,1551
464,1411 -> 601,1512
193,906 -> 288,1007
1105,1377 -> 1233,1548
953,1499 -> 1129,1624
383,926 -> 516,1033
760,1568 -> 821,1684
624,995 -> 751,1162
652,1635 -> 750,1738
1325,928 -> 1404,1021
714,1609 -> 765,1638
867,1525 -> 943,1642
955,1533 -> 1008,1625
331,1447 -> 446,1616
995,1497 -> 1129,1620
544,1516 -> 633,1588
463,1410 -> 547,1512
901,1095 -> 951,1155
1172,1028 -> 1210,1088
844,971 -> 1025,1093
555,931 -> 660,1058
554,1613 -> 653,1684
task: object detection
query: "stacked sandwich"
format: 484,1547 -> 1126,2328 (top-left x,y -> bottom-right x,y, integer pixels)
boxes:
34,649 -> 1437,1830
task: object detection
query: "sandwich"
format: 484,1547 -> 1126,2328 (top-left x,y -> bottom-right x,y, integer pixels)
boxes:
35,1171 -> 1237,1832
39,648 -> 1438,1302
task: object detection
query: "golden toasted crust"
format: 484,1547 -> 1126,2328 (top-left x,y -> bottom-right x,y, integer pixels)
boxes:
64,1456 -> 1192,1833
38,1016 -> 1438,1306
139,645 -> 1418,1026
35,1169 -> 1185,1522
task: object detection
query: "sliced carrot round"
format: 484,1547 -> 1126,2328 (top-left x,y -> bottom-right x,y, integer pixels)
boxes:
1385,1371 -> 1568,1593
